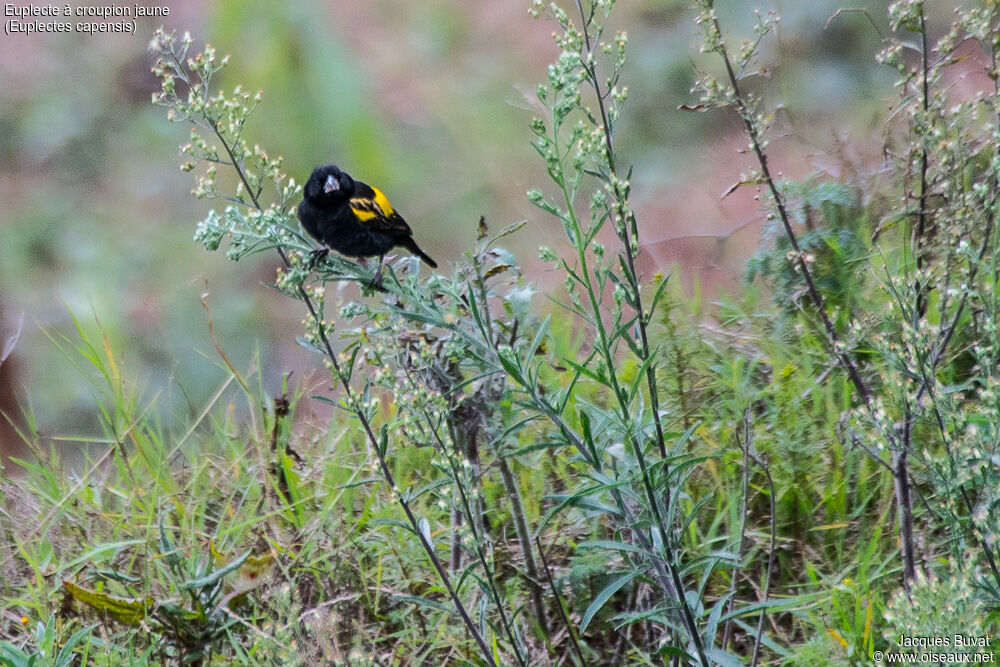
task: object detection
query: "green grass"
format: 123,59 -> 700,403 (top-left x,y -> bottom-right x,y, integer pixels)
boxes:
0,285 -> 906,664
5,1 -> 1000,665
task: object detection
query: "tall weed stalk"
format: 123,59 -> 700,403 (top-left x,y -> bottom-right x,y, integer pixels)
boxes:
692,0 -> 1000,621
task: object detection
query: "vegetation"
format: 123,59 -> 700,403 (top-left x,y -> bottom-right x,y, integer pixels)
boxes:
2,0 -> 1000,664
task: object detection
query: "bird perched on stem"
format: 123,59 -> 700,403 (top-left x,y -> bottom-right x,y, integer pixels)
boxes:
298,164 -> 438,286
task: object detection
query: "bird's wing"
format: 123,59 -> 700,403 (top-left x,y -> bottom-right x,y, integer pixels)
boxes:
350,181 -> 413,236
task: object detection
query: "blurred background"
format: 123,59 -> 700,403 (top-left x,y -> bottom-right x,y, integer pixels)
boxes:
0,0 -> 956,460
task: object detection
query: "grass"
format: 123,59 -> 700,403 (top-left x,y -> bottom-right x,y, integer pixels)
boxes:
4,1 -> 1000,665
0,272 -> 909,664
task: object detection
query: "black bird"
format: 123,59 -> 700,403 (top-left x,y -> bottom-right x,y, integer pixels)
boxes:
297,164 -> 438,285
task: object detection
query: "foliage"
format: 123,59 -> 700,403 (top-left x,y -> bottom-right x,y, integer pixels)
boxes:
745,177 -> 866,320
0,616 -> 94,667
3,1 -> 1000,665
882,559 -> 997,660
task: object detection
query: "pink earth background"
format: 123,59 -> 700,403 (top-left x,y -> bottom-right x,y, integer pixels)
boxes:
0,0 -> 987,462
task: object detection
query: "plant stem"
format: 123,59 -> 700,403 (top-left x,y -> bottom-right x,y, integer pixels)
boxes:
499,455 -> 550,636
746,448 -> 775,667
199,104 -> 499,666
572,0 -> 671,466
703,9 -> 917,589
536,535 -> 588,665
520,380 -> 709,665
551,8 -> 710,660
721,408 -> 753,652
405,374 -> 527,667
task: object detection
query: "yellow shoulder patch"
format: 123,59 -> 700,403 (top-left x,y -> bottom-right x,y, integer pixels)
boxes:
350,186 -> 395,223
350,204 -> 377,222
370,187 -> 395,216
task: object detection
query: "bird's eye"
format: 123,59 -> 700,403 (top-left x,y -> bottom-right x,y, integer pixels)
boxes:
323,174 -> 340,194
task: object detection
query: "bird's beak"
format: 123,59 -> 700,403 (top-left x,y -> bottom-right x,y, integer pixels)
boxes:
323,174 -> 340,194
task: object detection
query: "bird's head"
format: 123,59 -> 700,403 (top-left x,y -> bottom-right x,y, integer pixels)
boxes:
303,164 -> 356,206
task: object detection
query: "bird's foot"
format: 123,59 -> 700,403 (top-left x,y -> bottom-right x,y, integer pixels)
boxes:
307,247 -> 329,270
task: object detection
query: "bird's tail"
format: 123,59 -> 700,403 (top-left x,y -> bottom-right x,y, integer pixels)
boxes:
399,237 -> 438,269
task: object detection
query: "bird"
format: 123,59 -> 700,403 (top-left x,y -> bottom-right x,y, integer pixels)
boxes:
297,164 -> 438,286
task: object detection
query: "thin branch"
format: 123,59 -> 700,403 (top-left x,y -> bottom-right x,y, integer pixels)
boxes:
746,448 -> 775,667
721,408 -> 753,652
702,8 -> 920,590
572,0 -> 671,466
567,5 -> 708,661
707,14 -> 875,415
404,365 -> 528,667
913,7 -> 931,321
537,535 -> 588,666
179,50 -> 499,661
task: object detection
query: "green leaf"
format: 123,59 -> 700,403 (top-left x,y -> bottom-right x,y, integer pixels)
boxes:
406,478 -> 451,500
705,591 -> 734,648
610,314 -> 642,359
490,219 -> 529,244
0,642 -> 32,666
577,539 -> 646,555
507,440 -> 567,456
563,493 -> 624,516
307,393 -> 341,407
523,315 -> 551,368
370,518 -> 418,535
647,273 -> 672,319
386,309 -> 442,326
93,569 -> 142,584
62,582 -> 153,626
295,336 -> 327,356
564,356 -> 604,385
390,595 -> 452,614
418,517 -> 433,547
580,570 -> 639,633
657,644 -> 696,660
496,349 -> 522,379
56,540 -> 145,575
181,549 -> 251,590
718,596 -> 797,623
158,512 -> 182,574
54,624 -> 96,667
729,616 -> 791,656
705,648 -> 744,667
